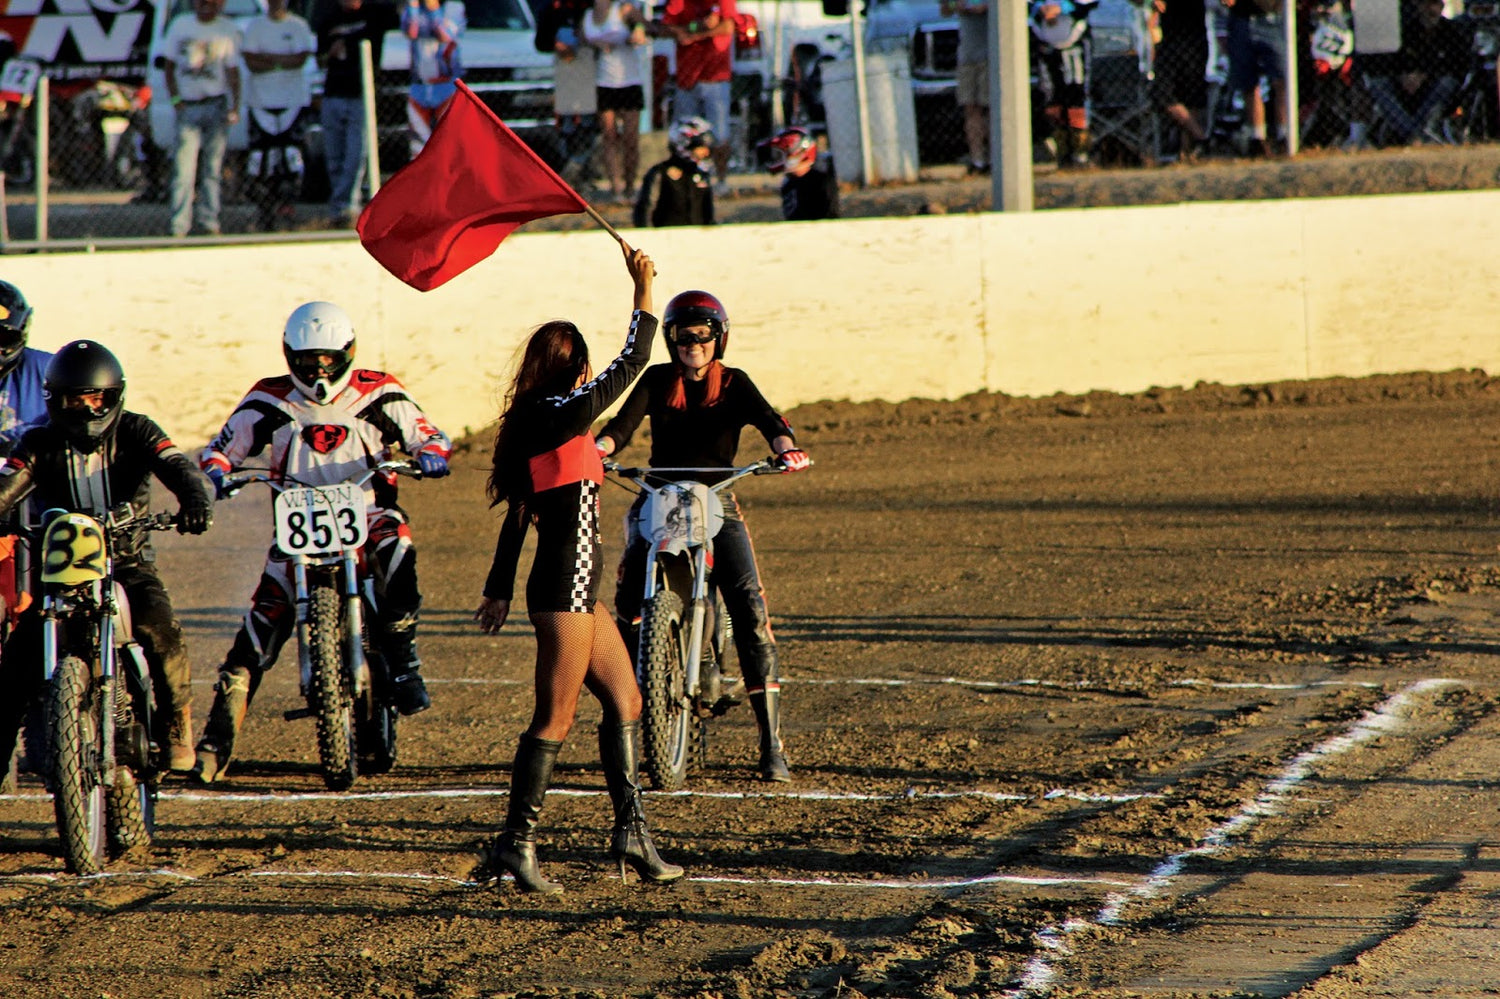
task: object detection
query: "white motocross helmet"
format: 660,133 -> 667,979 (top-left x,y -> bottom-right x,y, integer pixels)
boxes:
283,301 -> 357,402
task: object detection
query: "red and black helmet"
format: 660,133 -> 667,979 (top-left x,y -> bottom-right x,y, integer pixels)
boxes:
759,126 -> 818,175
662,290 -> 730,360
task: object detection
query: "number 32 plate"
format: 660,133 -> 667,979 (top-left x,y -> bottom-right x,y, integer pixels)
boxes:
274,484 -> 367,555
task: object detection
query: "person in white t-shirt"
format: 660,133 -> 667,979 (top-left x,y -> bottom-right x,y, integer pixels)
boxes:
581,0 -> 646,203
242,0 -> 316,230
162,0 -> 243,237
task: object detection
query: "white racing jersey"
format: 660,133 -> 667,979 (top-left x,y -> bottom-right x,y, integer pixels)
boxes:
201,370 -> 451,508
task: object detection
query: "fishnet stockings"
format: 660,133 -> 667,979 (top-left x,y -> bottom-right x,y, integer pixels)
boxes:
526,601 -> 642,741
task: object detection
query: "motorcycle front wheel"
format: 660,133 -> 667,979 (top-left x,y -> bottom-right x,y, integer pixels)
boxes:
308,580 -> 357,791
639,589 -> 694,790
106,765 -> 153,860
47,655 -> 107,874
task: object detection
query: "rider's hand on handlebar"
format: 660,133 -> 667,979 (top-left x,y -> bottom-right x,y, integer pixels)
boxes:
177,502 -> 213,535
474,596 -> 510,634
776,448 -> 811,472
417,451 -> 451,479
205,465 -> 229,499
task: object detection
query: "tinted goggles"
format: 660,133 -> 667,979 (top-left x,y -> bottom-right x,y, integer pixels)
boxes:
288,348 -> 351,380
667,329 -> 718,347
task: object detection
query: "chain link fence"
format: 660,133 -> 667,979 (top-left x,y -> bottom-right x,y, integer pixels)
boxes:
0,0 -> 1494,247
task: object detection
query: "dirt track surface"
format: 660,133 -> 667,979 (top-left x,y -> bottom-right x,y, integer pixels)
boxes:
6,370 -> 1500,997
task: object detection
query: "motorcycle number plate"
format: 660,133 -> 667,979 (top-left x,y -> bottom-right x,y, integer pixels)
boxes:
39,512 -> 108,585
274,484 -> 367,555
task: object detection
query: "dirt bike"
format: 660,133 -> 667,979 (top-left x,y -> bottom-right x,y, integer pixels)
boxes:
605,456 -> 798,790
218,458 -> 422,791
37,504 -> 177,874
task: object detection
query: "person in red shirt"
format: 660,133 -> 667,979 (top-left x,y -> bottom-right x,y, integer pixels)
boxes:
657,0 -> 737,183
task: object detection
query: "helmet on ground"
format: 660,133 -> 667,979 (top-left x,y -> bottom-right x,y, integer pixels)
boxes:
0,280 -> 33,377
759,126 -> 818,175
663,290 -> 730,360
283,301 -> 357,402
43,339 -> 125,452
668,116 -> 715,159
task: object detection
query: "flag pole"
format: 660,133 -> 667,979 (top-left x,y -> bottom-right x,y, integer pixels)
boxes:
579,199 -> 627,245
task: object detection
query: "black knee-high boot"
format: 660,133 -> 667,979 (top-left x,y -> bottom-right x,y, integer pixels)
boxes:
490,733 -> 565,894
748,684 -> 792,783
598,719 -> 684,884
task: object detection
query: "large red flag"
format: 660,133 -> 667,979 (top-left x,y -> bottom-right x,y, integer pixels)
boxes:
357,80 -> 588,291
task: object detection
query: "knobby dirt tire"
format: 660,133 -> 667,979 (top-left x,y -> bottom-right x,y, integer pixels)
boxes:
106,766 -> 152,860
640,589 -> 692,791
47,656 -> 106,875
308,581 -> 357,791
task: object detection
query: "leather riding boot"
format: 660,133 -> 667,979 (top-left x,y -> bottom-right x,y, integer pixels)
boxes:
598,719 -> 684,884
748,685 -> 792,783
379,625 -> 430,716
488,734 -> 565,894
166,704 -> 195,772
192,665 -> 257,783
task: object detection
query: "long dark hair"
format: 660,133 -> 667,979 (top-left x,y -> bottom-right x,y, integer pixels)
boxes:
486,320 -> 591,509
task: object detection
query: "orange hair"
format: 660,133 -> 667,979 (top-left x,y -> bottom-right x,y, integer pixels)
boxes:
665,359 -> 727,409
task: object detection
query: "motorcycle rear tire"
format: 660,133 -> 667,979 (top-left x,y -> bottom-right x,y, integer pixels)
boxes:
47,655 -> 107,875
308,580 -> 358,791
106,765 -> 153,860
640,589 -> 693,791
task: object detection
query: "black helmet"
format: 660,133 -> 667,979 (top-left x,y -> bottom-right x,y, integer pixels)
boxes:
0,280 -> 33,377
44,340 -> 126,452
662,290 -> 730,360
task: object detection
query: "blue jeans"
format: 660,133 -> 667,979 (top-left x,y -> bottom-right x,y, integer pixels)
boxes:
321,95 -> 367,222
169,96 -> 229,236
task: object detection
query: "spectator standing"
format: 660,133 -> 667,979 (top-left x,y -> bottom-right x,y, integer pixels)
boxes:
1029,0 -> 1098,168
658,0 -> 738,189
1225,0 -> 1286,156
314,0 -> 400,228
633,115 -> 715,226
942,0 -> 991,174
161,0 -> 242,237
1150,0 -> 1212,160
1360,0 -> 1467,145
242,0 -> 316,231
402,0 -> 464,159
582,0 -> 648,203
758,125 -> 839,220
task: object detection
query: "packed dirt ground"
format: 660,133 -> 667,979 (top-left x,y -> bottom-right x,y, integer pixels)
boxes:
4,368 -> 1500,997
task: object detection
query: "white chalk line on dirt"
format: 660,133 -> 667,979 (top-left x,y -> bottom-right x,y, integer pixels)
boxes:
1,786 -> 1156,805
406,674 -> 1380,693
0,866 -> 1138,892
1002,677 -> 1461,999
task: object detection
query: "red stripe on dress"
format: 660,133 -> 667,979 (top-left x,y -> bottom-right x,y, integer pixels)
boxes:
528,435 -> 604,493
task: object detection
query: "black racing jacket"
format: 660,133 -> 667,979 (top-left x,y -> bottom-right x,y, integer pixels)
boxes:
0,412 -> 212,566
598,363 -> 794,482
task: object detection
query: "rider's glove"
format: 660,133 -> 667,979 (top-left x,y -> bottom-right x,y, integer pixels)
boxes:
205,465 -> 228,499
417,451 -> 450,478
178,502 -> 213,535
776,448 -> 810,472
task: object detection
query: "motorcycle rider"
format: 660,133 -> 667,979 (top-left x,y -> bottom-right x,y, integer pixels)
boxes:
0,281 -> 54,789
0,340 -> 214,776
596,290 -> 810,782
192,301 -> 452,783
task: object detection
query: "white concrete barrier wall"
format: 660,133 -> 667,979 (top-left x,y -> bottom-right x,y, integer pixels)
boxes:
5,188 -> 1498,447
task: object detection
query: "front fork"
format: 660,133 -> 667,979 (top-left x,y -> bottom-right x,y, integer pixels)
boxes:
292,553 -> 371,701
41,589 -> 119,787
642,546 -> 713,706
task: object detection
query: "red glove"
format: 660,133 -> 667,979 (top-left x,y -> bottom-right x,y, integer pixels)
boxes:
777,449 -> 810,472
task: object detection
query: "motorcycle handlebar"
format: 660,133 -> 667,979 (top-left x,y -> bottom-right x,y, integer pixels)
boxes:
604,455 -> 809,482
219,458 -> 424,498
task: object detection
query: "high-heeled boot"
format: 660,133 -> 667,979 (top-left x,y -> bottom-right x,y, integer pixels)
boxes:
598,719 -> 685,884
488,733 -> 565,894
748,684 -> 792,783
